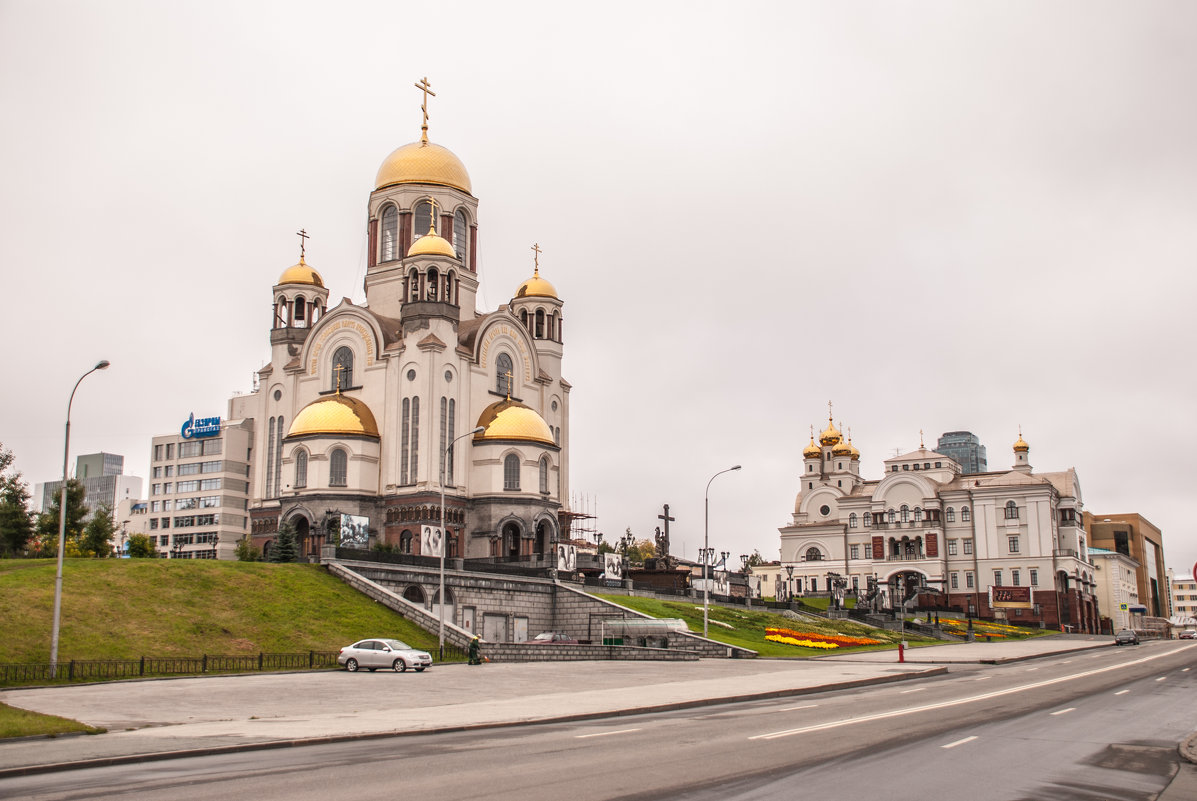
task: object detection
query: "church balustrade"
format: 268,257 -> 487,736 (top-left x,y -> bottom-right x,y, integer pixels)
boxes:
885,552 -> 927,562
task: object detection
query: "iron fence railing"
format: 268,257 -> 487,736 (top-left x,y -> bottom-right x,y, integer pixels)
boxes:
0,650 -> 340,685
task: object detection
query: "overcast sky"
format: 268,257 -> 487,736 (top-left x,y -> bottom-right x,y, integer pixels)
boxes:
2,2 -> 1194,575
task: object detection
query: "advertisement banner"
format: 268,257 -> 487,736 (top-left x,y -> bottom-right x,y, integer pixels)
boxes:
339,514 -> 369,548
180,413 -> 221,439
421,525 -> 444,557
992,586 -> 1032,609
603,553 -> 624,580
556,543 -> 577,572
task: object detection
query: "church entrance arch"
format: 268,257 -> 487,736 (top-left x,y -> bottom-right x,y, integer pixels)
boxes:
293,516 -> 311,558
535,519 -> 553,556
403,585 -> 427,607
503,521 -> 522,560
888,570 -> 926,609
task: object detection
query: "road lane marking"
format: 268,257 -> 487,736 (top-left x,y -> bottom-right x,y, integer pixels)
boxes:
942,736 -> 978,749
1114,690 -> 1130,695
1026,667 -> 1039,672
576,728 -> 641,739
1184,668 -> 1191,672
781,704 -> 819,711
900,688 -> 926,694
749,647 -> 1187,741
1156,677 -> 1167,682
974,676 -> 992,681
1061,660 -> 1073,664
1050,708 -> 1076,716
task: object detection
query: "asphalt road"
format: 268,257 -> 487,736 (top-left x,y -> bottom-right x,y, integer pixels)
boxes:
4,643 -> 1194,801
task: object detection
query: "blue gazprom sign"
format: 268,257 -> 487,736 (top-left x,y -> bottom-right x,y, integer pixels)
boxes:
181,413 -> 222,439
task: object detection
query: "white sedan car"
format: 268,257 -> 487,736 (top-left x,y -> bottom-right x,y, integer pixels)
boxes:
338,638 -> 432,673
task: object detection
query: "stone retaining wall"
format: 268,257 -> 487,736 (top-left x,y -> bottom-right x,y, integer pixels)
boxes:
479,643 -> 699,663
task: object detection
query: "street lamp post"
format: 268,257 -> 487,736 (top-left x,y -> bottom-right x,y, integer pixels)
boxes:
50,360 -> 110,678
703,465 -> 741,638
439,426 -> 485,661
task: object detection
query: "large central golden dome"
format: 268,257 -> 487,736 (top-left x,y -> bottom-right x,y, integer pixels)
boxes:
474,400 -> 555,445
375,140 -> 472,193
288,395 -> 380,439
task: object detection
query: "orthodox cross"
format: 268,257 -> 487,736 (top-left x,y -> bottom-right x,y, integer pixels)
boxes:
656,503 -> 675,557
531,242 -> 542,272
504,369 -> 513,401
414,76 -> 436,142
297,228 -> 309,259
333,363 -> 348,393
919,429 -> 925,449
426,197 -> 439,234
827,399 -> 833,421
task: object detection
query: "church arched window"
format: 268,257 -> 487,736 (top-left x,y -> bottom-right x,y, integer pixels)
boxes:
535,309 -> 545,339
849,513 -> 858,528
539,456 -> 549,494
453,208 -> 468,262
294,450 -> 308,489
805,547 -> 823,562
504,454 -> 520,491
961,505 -> 971,522
496,353 -> 513,397
946,507 -> 956,522
293,296 -> 306,326
332,347 -> 353,391
408,268 -> 420,302
900,505 -> 910,523
444,270 -> 455,305
520,309 -> 528,329
414,199 -> 433,238
381,205 -> 398,262
427,267 -> 439,301
330,448 -> 347,487
1005,500 -> 1019,520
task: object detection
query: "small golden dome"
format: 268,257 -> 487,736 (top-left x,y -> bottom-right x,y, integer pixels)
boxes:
847,432 -> 860,461
288,395 -> 380,439
1013,431 -> 1030,453
277,256 -> 324,288
375,140 -> 472,193
515,268 -> 558,300
802,434 -> 821,460
474,399 -> 555,445
407,232 -> 457,258
832,438 -> 853,457
819,418 -> 841,447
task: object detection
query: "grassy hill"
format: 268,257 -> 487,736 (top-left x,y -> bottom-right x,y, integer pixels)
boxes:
0,559 -> 439,664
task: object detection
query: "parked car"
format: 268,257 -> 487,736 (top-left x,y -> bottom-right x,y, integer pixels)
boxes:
1179,630 -> 1197,640
338,639 -> 432,672
1113,629 -> 1140,646
528,632 -> 579,645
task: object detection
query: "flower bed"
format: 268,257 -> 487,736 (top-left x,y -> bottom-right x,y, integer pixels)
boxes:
764,627 -> 882,650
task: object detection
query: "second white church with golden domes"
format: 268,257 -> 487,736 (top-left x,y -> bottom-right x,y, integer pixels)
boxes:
229,88 -> 569,561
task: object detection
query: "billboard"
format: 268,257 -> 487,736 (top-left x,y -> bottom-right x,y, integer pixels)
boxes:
420,525 -> 444,557
339,514 -> 369,548
603,553 -> 624,580
556,543 -> 577,572
180,413 -> 221,439
992,586 -> 1032,609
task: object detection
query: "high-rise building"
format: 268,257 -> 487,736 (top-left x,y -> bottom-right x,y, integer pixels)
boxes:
35,453 -> 142,519
935,431 -> 987,474
1084,512 -> 1171,619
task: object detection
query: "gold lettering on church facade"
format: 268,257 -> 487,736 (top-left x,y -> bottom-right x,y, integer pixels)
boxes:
308,318 -> 377,375
479,324 -> 532,380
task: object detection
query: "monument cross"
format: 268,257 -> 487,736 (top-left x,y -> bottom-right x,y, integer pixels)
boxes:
414,76 -> 436,142
531,242 -> 542,272
296,228 -> 309,259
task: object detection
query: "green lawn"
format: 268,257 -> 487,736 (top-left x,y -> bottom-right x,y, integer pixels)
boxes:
0,702 -> 104,739
0,560 -> 455,673
593,595 -> 939,657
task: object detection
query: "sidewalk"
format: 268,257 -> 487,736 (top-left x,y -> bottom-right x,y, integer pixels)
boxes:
0,635 -> 1121,778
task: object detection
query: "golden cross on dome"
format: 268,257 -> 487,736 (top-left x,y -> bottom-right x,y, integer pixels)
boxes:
531,243 -> 542,274
827,400 -> 834,422
414,76 -> 436,143
504,370 -> 513,402
297,228 -> 309,259
919,429 -> 925,449
333,363 -> 347,394
426,197 -> 439,234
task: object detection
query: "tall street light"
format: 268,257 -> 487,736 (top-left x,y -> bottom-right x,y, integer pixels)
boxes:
704,464 -> 741,638
50,359 -> 110,678
439,425 -> 485,661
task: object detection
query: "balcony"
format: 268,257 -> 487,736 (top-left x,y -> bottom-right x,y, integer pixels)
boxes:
886,553 -> 928,562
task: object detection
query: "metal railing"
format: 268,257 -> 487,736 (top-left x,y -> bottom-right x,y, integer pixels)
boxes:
0,651 -> 342,685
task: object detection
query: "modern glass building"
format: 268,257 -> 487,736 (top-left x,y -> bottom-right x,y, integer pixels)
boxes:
936,431 -> 987,474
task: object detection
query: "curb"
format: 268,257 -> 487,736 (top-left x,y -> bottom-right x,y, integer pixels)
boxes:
0,666 -> 946,779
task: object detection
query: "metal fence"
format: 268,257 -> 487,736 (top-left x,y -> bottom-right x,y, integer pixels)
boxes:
0,650 -> 339,685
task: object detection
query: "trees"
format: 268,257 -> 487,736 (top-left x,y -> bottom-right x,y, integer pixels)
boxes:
234,536 -> 261,562
271,521 -> 299,563
126,533 -> 156,558
79,504 -> 116,557
33,479 -> 89,557
0,443 -> 34,556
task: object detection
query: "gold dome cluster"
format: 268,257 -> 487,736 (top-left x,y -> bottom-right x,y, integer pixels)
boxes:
375,141 -> 472,194
818,417 -> 842,447
288,395 -> 380,439
474,399 -> 555,445
277,256 -> 324,288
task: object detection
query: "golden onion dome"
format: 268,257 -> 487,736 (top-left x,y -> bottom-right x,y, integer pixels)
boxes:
818,418 -> 842,447
847,434 -> 861,461
515,268 -> 559,300
832,437 -> 853,457
287,395 -> 380,439
474,399 -> 555,445
1013,431 -> 1030,453
407,232 -> 457,258
802,434 -> 821,460
375,140 -> 472,194
277,256 -> 325,288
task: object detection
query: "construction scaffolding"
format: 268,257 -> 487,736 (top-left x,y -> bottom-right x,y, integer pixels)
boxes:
559,492 -> 601,548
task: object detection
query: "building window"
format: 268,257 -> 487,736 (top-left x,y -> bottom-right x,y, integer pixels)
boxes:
295,451 -> 307,488
864,543 -> 872,558
1005,500 -> 1018,520
401,398 -> 410,484
454,209 -> 468,262
496,353 -> 513,396
332,346 -> 353,391
266,417 -> 276,500
414,199 -> 432,238
1030,569 -> 1039,586
891,465 -> 898,472
946,507 -> 955,522
539,457 -> 549,494
504,454 -> 520,490
1012,569 -> 1021,586
330,448 -> 348,487
381,205 -> 398,262
274,417 -> 284,497
447,399 -> 456,485
850,544 -> 859,559
888,509 -> 896,524
994,570 -> 1003,586
863,514 -> 871,528
154,444 -> 163,461
914,507 -> 922,522
1008,536 -> 1020,553
409,397 -> 419,483
948,539 -> 958,556
849,513 -> 858,528
439,397 -> 448,481
961,506 -> 971,522
964,572 -> 973,588
951,573 -> 959,589
805,547 -> 822,562
963,539 -> 973,555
